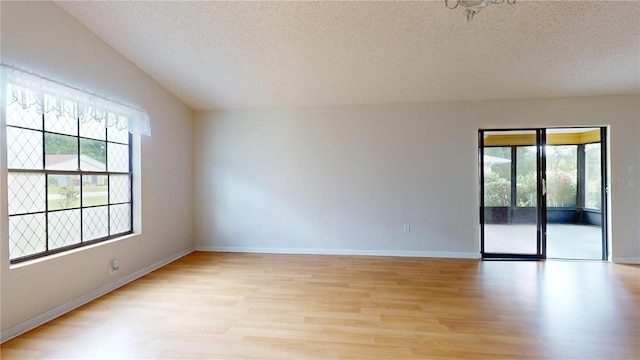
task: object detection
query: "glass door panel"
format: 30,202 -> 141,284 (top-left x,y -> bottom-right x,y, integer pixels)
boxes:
481,130 -> 542,257
545,128 -> 605,260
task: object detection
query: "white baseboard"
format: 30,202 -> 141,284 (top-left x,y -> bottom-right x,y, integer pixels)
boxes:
0,247 -> 194,344
611,257 -> 640,264
194,246 -> 480,259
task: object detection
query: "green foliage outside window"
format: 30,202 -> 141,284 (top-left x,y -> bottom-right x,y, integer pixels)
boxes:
516,146 -> 537,207
546,145 -> 577,207
484,171 -> 510,206
546,169 -> 577,207
45,132 -> 106,164
516,172 -> 537,207
483,147 -> 511,207
484,145 -> 586,209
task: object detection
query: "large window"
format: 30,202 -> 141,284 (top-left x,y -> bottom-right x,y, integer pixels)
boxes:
3,66 -> 149,263
6,87 -> 132,262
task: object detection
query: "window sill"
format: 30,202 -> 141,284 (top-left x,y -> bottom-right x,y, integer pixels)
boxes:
9,232 -> 140,270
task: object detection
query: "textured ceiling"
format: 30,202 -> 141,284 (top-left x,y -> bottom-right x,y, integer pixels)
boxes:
55,1 -> 640,110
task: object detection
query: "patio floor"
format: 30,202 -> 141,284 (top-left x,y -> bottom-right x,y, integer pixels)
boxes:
484,224 -> 604,260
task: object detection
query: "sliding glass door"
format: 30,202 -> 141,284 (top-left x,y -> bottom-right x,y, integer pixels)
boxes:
480,129 -> 546,259
480,127 -> 608,260
544,128 -> 608,260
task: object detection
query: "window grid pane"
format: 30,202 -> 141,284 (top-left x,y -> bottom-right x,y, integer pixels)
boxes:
8,172 -> 46,215
48,174 -> 81,211
82,175 -> 108,207
9,213 -> 47,259
107,126 -> 129,144
80,139 -> 107,171
45,133 -> 79,170
110,203 -> 131,235
109,175 -> 131,204
7,127 -> 43,169
107,143 -> 129,172
83,206 -> 109,241
48,209 -> 82,250
80,118 -> 106,140
44,106 -> 78,136
6,88 -> 43,130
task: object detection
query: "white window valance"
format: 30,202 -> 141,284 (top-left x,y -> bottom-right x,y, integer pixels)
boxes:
2,65 -> 151,136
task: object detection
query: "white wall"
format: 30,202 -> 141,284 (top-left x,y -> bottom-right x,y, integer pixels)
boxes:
0,1 -> 194,333
194,96 -> 640,262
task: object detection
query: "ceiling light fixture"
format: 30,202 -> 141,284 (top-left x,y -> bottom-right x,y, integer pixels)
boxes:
445,0 -> 516,20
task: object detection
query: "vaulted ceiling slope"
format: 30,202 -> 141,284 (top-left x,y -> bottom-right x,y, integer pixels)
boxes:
55,1 -> 640,110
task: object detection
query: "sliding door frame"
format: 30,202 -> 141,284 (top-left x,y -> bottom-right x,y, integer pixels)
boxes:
600,127 -> 609,260
538,129 -> 548,259
479,127 -> 609,261
479,128 -> 546,260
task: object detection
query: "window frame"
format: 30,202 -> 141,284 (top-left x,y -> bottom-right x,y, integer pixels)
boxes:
5,93 -> 134,264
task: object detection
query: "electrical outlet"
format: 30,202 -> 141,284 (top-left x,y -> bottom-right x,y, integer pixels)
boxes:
256,222 -> 262,231
110,259 -> 119,275
403,224 -> 410,233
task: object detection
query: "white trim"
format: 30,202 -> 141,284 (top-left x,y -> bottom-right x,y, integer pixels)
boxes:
194,246 -> 480,259
0,247 -> 194,344
611,257 -> 640,264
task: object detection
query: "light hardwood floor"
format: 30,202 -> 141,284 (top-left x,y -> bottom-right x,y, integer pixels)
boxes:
2,252 -> 639,359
